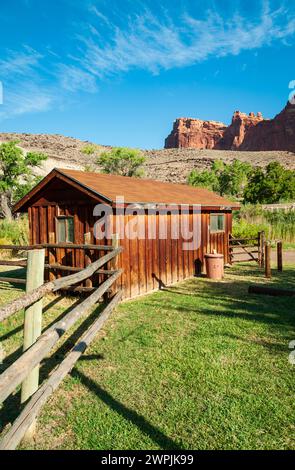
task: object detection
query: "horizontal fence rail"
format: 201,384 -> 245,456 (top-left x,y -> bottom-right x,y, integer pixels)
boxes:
229,232 -> 264,265
0,277 -> 26,285
0,247 -> 123,323
0,243 -> 114,251
0,269 -> 123,404
0,236 -> 123,450
0,290 -> 122,450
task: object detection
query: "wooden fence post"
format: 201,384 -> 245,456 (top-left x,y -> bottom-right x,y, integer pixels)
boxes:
84,232 -> 92,288
265,242 -> 272,279
277,241 -> 283,272
21,248 -> 45,441
228,234 -> 233,265
48,232 -> 56,281
110,234 -> 119,296
258,231 -> 265,268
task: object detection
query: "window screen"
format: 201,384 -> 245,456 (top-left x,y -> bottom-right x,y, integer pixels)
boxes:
210,214 -> 225,232
56,217 -> 74,243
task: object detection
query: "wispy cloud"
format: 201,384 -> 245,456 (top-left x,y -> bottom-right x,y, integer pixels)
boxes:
0,47 -> 54,119
0,46 -> 43,78
57,64 -> 97,92
0,0 -> 295,120
79,2 -> 295,76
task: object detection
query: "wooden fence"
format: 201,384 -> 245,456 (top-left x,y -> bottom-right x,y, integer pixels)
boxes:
229,231 -> 265,266
0,242 -> 115,291
0,240 -> 123,450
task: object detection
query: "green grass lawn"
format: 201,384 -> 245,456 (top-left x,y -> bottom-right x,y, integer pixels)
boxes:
0,263 -> 295,450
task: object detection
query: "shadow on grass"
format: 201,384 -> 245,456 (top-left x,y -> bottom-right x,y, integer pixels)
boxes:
1,263 -> 294,442
223,332 -> 290,354
71,369 -> 183,450
0,268 -> 26,292
0,297 -> 85,432
0,298 -> 65,342
39,301 -> 106,382
143,268 -> 295,333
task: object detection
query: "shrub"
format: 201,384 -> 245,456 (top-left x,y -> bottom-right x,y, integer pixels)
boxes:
97,147 -> 146,177
232,218 -> 269,240
0,217 -> 29,245
81,144 -> 99,156
234,205 -> 295,243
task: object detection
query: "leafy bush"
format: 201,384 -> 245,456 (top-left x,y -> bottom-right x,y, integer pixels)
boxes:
188,159 -> 252,199
0,217 -> 29,245
232,218 -> 269,240
188,168 -> 219,192
81,144 -> 99,156
234,205 -> 295,243
97,147 -> 146,177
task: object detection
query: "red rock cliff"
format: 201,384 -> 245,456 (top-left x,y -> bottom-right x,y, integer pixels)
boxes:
165,103 -> 295,152
164,118 -> 227,149
240,102 -> 295,151
216,111 -> 264,150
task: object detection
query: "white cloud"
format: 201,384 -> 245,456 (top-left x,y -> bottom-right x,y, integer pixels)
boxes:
0,0 -> 295,120
79,2 -> 295,76
89,5 -> 111,26
57,64 -> 97,92
0,83 -> 53,120
0,48 -> 53,120
0,46 -> 43,78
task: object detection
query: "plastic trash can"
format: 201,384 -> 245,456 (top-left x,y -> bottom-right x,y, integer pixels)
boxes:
205,253 -> 224,280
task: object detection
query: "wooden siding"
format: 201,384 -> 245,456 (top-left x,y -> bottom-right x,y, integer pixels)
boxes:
28,201 -> 232,299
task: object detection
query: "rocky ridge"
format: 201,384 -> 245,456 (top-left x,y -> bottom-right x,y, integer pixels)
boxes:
0,132 -> 294,185
165,102 -> 295,153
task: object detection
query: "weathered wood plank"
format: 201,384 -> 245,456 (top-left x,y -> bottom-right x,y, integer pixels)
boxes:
0,290 -> 122,450
0,243 -> 114,251
0,260 -> 27,267
21,249 -> 45,441
277,241 -> 283,272
0,269 -> 123,404
0,277 -> 26,285
265,243 -> 272,279
0,248 -> 123,323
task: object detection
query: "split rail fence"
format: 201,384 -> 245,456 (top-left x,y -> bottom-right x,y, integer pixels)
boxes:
0,238 -> 123,450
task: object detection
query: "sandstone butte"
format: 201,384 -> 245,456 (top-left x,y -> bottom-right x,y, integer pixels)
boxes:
165,102 -> 295,152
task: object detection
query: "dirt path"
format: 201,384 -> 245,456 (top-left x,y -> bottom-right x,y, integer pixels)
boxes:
272,250 -> 295,265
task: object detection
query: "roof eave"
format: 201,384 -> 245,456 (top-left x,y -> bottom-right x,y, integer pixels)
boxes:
13,168 -> 112,213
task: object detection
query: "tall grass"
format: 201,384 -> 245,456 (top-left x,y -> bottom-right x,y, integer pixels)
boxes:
0,217 -> 29,246
233,205 -> 295,243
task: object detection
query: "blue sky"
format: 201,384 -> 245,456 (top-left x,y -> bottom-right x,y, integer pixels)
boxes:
0,0 -> 295,149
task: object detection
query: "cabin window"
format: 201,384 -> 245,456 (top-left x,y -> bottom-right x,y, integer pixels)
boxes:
56,216 -> 74,243
210,214 -> 225,233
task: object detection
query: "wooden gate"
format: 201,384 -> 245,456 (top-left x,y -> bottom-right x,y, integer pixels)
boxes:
229,232 -> 265,266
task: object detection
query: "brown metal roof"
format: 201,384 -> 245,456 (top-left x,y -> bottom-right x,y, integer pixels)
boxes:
14,168 -> 240,212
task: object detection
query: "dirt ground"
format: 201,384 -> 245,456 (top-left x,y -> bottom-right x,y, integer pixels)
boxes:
273,250 -> 295,265
1,132 -> 295,183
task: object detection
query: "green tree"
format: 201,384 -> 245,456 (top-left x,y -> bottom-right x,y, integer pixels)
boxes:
0,141 -> 47,219
218,160 -> 252,198
97,147 -> 146,177
244,162 -> 295,204
188,159 -> 252,199
187,168 -> 220,192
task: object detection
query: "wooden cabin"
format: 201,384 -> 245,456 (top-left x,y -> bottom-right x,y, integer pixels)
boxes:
14,168 -> 240,299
